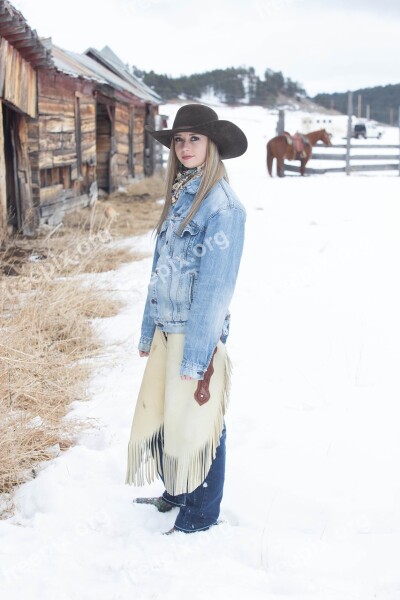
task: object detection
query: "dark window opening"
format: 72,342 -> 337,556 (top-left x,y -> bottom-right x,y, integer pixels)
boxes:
40,166 -> 72,188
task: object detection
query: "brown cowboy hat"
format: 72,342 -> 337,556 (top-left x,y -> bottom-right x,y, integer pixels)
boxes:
145,104 -> 248,159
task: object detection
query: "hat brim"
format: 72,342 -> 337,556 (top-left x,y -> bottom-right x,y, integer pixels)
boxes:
145,119 -> 247,160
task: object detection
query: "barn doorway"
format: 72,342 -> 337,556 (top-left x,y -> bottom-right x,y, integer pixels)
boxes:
2,104 -> 21,231
96,102 -> 113,194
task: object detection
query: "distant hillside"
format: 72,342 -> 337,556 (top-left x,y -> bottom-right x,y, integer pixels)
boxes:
130,65 -> 305,107
313,84 -> 400,125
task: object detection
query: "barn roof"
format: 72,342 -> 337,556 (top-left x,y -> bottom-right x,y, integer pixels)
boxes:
0,0 -> 53,68
85,46 -> 162,104
47,42 -> 160,105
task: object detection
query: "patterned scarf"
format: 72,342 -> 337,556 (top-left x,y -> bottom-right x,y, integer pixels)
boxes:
171,163 -> 204,204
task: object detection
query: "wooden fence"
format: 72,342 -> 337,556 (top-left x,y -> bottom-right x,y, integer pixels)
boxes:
284,143 -> 400,175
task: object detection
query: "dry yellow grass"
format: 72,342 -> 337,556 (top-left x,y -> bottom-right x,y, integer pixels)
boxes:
0,173 -> 165,514
0,271 -> 123,507
61,171 -> 164,239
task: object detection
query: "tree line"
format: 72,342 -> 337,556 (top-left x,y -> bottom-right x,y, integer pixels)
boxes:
313,84 -> 400,125
131,65 -> 305,107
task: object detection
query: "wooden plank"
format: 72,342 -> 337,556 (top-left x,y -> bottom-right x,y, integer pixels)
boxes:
329,143 -> 400,149
312,153 -> 400,161
0,101 -> 6,234
52,151 -> 77,166
116,131 -> 129,144
311,153 -> 346,160
39,132 -> 76,152
82,142 -> 96,157
39,151 -> 54,170
2,44 -> 37,117
39,70 -> 94,98
80,103 -> 96,118
81,119 -> 95,135
39,152 -> 77,170
38,97 -> 75,118
39,194 -> 90,219
39,115 -> 76,134
110,153 -> 118,192
117,142 -> 129,155
15,114 -> 36,233
350,163 -> 399,172
81,136 -> 96,152
0,37 -> 8,96
284,164 -> 346,174
82,128 -> 96,141
285,163 -> 398,174
351,154 -> 399,161
40,183 -> 63,203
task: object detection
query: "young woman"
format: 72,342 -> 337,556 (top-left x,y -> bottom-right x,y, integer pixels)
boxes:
126,104 -> 247,534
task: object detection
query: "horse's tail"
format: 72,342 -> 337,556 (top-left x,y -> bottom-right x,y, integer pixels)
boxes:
266,142 -> 273,176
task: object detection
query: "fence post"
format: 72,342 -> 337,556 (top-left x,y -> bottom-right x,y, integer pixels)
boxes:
276,109 -> 285,135
346,91 -> 353,176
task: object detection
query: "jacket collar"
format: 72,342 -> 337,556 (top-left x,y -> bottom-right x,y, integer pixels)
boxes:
184,176 -> 202,194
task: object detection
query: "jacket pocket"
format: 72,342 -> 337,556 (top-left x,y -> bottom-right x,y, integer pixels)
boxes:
188,272 -> 196,305
176,220 -> 200,237
176,271 -> 197,313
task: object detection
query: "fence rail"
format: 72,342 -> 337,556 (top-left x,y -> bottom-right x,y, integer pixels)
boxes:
284,143 -> 400,175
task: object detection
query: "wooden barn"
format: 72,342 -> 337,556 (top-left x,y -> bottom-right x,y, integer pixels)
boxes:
84,46 -> 162,178
0,0 -> 162,237
29,40 -> 161,223
0,0 -> 53,235
33,40 -> 162,226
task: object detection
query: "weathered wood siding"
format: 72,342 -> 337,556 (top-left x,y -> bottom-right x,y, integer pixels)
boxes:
14,114 -> 35,233
115,103 -> 130,186
30,70 -> 96,207
97,101 -> 147,191
133,107 -> 145,178
0,37 -> 36,117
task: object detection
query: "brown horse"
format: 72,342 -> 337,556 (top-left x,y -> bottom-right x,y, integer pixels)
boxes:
267,129 -> 332,177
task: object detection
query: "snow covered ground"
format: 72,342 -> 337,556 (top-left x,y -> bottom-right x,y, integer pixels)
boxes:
1,104 -> 400,600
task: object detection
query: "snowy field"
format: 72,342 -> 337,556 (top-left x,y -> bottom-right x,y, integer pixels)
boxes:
1,104 -> 400,600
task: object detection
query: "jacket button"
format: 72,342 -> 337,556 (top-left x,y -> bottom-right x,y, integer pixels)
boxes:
151,299 -> 157,304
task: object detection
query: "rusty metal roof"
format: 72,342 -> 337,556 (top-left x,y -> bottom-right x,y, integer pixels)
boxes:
0,1 -> 160,104
50,44 -> 160,105
0,0 -> 53,68
85,46 -> 162,105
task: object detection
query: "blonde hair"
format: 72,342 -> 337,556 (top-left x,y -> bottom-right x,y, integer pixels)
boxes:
155,138 -> 228,234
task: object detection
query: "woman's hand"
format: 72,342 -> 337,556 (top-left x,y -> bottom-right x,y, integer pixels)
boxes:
139,351 -> 149,357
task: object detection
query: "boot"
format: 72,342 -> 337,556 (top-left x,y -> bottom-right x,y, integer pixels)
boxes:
163,519 -> 225,535
132,496 -> 174,513
163,527 -> 179,535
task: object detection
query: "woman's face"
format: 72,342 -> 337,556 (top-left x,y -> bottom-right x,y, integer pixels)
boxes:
173,131 -> 208,168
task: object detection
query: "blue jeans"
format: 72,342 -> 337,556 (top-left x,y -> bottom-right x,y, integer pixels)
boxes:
161,426 -> 226,532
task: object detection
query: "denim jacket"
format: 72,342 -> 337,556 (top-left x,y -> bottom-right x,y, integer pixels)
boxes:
138,176 -> 246,379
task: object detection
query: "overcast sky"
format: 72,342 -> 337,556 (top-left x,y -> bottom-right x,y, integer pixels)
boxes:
12,0 -> 400,96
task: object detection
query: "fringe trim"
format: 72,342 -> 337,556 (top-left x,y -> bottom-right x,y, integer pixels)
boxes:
125,425 -> 164,486
126,350 -> 232,494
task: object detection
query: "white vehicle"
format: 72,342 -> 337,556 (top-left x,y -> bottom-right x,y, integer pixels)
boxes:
353,121 -> 383,139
